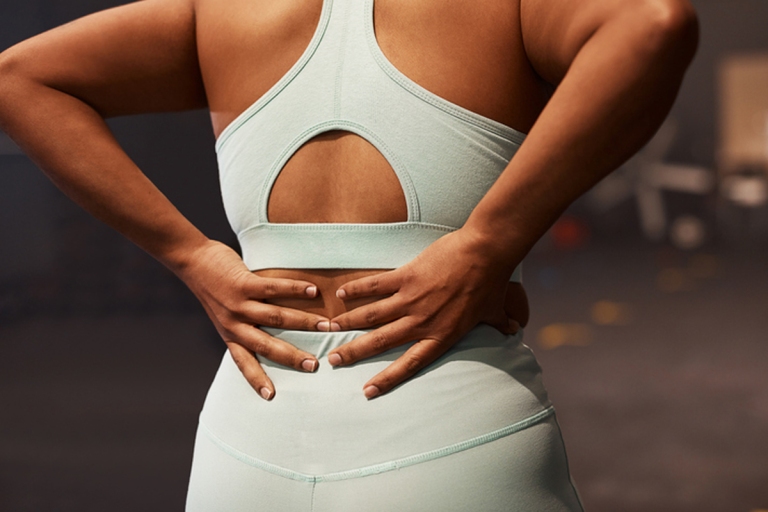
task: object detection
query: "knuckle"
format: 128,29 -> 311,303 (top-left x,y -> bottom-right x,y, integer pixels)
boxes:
368,277 -> 380,294
371,332 -> 388,351
401,291 -> 418,307
232,272 -> 250,291
252,339 -> 271,357
219,299 -> 239,318
267,310 -> 284,327
365,308 -> 378,325
229,304 -> 247,320
263,281 -> 279,297
218,323 -> 236,340
404,355 -> 423,373
418,311 -> 437,328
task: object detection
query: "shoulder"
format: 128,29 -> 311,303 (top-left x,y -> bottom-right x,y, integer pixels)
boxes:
520,0 -> 698,84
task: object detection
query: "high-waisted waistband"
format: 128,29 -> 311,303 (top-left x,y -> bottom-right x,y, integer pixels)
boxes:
198,324 -> 551,478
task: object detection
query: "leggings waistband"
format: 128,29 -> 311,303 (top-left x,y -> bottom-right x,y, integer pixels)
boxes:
199,324 -> 552,477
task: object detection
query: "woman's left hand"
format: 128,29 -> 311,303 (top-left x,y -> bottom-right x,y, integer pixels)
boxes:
328,228 -> 520,399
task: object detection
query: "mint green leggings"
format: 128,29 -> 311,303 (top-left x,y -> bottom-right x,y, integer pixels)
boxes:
186,326 -> 584,511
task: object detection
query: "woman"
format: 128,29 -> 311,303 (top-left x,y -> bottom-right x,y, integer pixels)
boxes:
0,0 -> 698,509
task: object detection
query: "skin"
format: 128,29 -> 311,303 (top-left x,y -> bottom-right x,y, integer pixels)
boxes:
0,0 -> 698,401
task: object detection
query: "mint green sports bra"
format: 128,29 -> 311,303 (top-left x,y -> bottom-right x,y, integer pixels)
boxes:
215,0 -> 526,282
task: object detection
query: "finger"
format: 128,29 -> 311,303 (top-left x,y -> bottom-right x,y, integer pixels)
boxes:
242,303 -> 329,331
336,270 -> 400,300
227,342 -> 276,400
244,275 -> 319,300
483,307 -> 520,336
362,338 -> 449,399
327,319 -> 415,367
331,296 -> 403,330
234,326 -> 319,373
504,283 -> 530,327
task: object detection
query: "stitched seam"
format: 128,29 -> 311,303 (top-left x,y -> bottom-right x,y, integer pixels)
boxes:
238,221 -> 454,237
199,422 -> 317,483
200,406 -> 555,482
310,481 -> 317,512
364,0 -> 526,145
214,0 -> 334,153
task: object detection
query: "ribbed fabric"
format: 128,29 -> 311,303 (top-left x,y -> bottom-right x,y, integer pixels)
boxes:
215,0 -> 526,282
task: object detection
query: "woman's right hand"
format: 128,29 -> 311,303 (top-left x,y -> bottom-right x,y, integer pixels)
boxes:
174,240 -> 330,401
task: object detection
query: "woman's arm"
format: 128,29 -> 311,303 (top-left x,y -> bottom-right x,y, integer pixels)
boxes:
327,0 -> 699,398
0,0 -> 327,399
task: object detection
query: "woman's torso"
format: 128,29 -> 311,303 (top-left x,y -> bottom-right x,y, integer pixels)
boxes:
194,0 -> 550,318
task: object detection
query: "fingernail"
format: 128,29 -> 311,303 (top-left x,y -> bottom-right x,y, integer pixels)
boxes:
330,322 -> 341,332
336,289 -> 347,299
302,359 -> 318,372
364,385 -> 380,399
260,387 -> 273,400
328,353 -> 342,366
317,321 -> 330,332
306,286 -> 317,297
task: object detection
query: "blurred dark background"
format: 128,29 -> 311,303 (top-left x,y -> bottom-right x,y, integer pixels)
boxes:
1,1 -> 767,511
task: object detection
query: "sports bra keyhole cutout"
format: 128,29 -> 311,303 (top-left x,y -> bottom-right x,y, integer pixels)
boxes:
215,0 -> 525,280
267,130 -> 408,224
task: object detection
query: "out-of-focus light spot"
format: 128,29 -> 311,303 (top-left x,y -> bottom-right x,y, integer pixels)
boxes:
749,509 -> 768,512
670,215 -> 706,250
550,216 -> 590,251
723,175 -> 768,207
656,267 -> 693,293
689,254 -> 718,279
591,300 -> 634,326
537,323 -> 593,350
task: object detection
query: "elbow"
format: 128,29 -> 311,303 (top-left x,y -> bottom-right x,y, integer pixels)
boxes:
0,47 -> 28,116
637,0 -> 700,65
0,46 -> 21,85
0,46 -> 50,126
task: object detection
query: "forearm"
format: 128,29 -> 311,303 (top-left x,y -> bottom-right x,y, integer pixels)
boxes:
0,68 -> 208,273
465,3 -> 698,267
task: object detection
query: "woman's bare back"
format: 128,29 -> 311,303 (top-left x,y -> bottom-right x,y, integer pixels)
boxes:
195,0 -> 545,317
